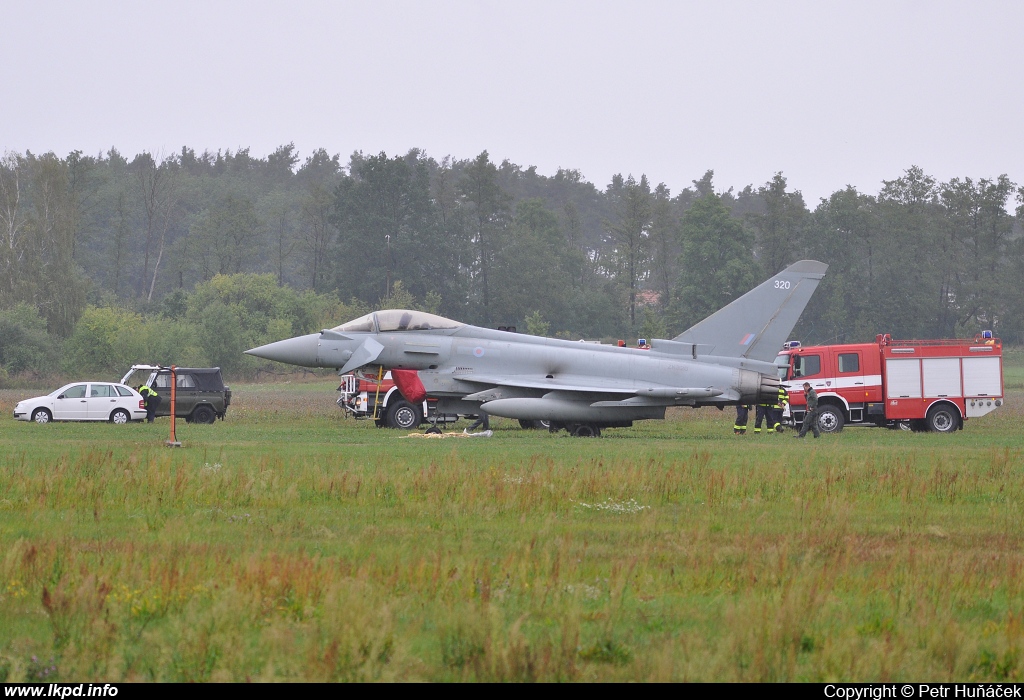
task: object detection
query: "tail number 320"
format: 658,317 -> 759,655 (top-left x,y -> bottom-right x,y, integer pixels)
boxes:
774,280 -> 791,290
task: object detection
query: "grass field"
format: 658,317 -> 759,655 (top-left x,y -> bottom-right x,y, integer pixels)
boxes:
1,371 -> 1023,682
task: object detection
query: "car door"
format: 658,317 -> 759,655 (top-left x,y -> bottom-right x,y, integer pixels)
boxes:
87,383 -> 120,420
176,372 -> 200,416
53,384 -> 89,420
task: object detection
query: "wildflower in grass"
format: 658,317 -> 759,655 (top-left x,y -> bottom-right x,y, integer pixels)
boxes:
4,581 -> 29,599
573,498 -> 649,514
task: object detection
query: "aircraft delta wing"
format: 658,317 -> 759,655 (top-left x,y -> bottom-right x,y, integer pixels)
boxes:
246,260 -> 828,436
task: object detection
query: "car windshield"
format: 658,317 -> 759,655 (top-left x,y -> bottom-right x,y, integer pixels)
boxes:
373,310 -> 462,332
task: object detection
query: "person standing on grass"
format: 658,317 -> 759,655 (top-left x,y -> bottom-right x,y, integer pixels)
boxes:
734,404 -> 751,435
138,384 -> 161,423
464,409 -> 490,433
795,382 -> 820,438
770,385 -> 789,433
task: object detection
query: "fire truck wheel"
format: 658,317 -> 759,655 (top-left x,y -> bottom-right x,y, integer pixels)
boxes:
386,400 -> 421,430
926,405 -> 959,433
816,405 -> 845,433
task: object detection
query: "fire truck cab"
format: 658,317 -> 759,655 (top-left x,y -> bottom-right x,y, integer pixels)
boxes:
777,333 -> 1003,434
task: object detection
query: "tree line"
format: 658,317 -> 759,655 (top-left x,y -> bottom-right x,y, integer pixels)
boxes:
1,145 -> 1021,381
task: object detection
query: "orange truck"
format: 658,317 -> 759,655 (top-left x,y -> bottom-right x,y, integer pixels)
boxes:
777,333 -> 1003,434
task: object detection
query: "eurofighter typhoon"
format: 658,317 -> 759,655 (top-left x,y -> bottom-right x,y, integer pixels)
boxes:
246,261 -> 828,436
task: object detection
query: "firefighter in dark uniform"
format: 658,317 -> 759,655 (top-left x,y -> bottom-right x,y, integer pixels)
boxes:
770,385 -> 789,433
795,382 -> 821,438
753,399 -> 773,434
734,404 -> 751,435
138,384 -> 161,423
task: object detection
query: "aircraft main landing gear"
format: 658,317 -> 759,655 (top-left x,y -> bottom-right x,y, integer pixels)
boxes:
567,423 -> 601,437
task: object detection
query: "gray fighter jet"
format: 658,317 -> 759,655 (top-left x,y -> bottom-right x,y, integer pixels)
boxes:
246,260 -> 828,436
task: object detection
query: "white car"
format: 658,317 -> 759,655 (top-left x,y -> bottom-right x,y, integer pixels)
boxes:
13,382 -> 148,424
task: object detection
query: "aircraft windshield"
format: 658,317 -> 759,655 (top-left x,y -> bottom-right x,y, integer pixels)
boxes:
374,309 -> 462,332
334,313 -> 376,333
774,354 -> 791,380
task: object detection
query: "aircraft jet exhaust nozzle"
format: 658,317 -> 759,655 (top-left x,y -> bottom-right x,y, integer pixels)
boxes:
757,374 -> 783,404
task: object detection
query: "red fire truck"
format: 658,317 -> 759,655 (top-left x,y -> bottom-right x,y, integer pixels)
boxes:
777,333 -> 1003,434
336,369 -> 462,429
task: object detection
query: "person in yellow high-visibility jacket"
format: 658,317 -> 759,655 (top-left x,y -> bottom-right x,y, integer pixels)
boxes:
138,384 -> 161,423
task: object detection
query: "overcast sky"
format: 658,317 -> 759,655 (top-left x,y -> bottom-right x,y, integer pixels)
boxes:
4,1 -> 1021,204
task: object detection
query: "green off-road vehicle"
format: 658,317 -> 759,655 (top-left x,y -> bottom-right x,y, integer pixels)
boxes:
120,365 -> 231,424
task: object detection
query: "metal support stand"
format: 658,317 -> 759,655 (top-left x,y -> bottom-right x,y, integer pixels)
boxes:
165,364 -> 182,447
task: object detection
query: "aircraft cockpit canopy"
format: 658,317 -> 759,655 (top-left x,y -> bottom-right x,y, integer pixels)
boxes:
375,310 -> 462,332
334,313 -> 375,333
332,310 -> 463,334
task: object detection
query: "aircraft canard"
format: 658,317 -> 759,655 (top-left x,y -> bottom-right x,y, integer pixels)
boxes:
246,260 -> 828,436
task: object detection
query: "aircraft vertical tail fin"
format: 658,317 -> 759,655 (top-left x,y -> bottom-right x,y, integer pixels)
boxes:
672,260 -> 828,362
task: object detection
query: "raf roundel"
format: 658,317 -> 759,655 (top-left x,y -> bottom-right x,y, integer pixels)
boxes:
473,347 -> 485,358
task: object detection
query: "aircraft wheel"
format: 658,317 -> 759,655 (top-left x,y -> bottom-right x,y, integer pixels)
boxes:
386,400 -> 421,430
816,405 -> 844,433
518,419 -> 551,430
424,426 -> 442,435
569,424 -> 601,438
926,404 -> 959,433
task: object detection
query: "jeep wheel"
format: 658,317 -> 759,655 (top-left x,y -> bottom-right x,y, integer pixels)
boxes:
192,405 -> 216,424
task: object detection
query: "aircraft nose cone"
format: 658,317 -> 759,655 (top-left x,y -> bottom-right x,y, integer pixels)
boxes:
246,333 -> 321,367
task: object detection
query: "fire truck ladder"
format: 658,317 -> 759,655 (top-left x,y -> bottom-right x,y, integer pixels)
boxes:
371,365 -> 384,420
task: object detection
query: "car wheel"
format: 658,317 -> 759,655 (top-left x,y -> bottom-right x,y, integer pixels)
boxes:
927,404 -> 959,433
32,408 -> 52,424
192,405 -> 216,424
817,405 -> 845,433
386,400 -> 421,430
110,409 -> 131,424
